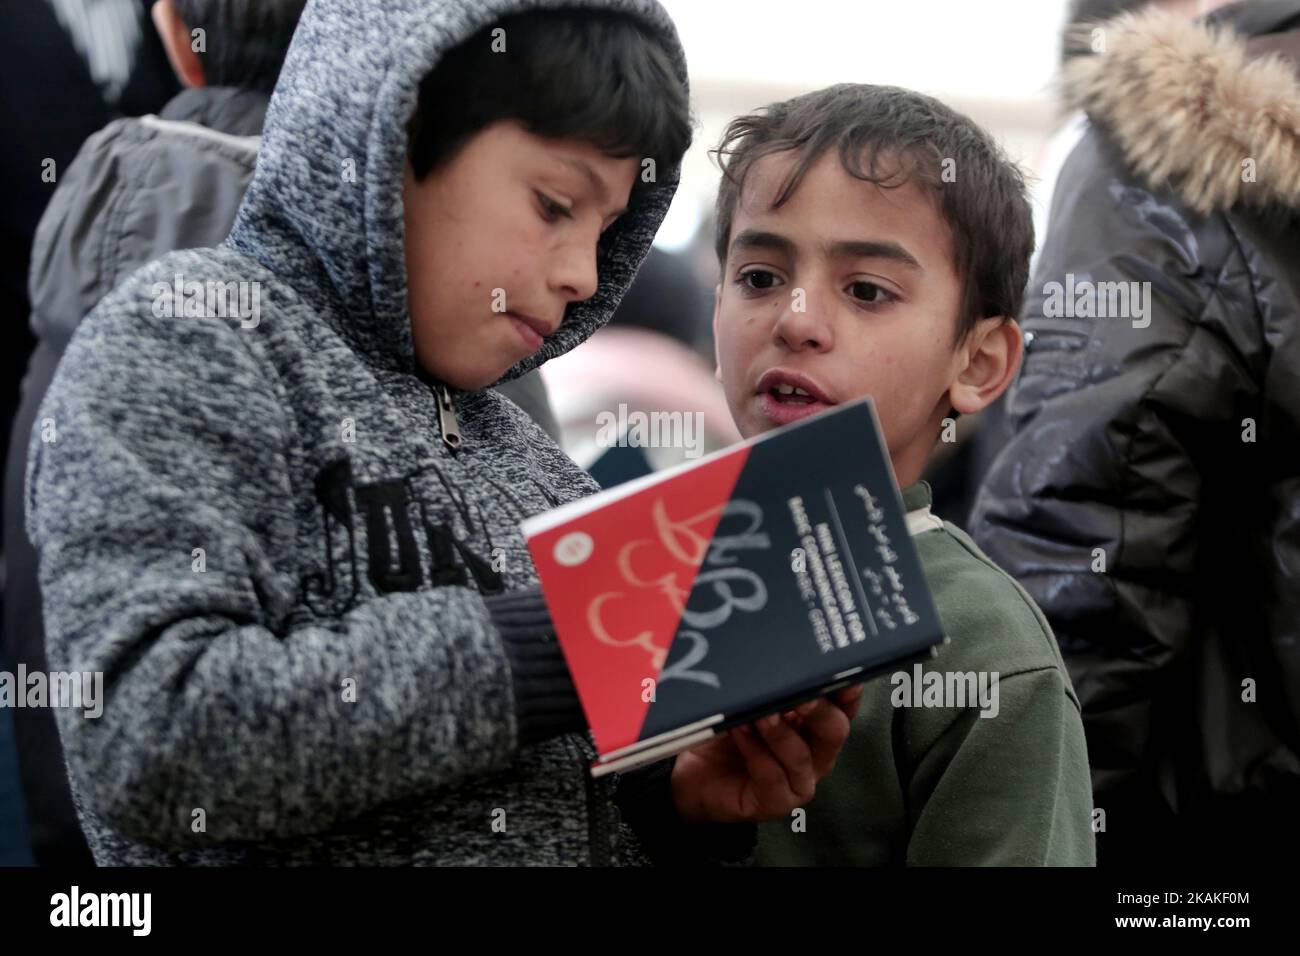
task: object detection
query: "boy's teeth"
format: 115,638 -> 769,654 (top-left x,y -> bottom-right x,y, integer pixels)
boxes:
771,382 -> 815,404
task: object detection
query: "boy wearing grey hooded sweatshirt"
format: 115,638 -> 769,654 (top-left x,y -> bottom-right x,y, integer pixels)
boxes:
25,0 -> 857,866
7,0 -> 566,865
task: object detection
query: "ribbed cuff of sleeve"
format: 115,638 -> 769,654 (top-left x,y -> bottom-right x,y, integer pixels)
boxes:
485,586 -> 587,748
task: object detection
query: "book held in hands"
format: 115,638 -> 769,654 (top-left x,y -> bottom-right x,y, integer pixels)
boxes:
522,397 -> 946,777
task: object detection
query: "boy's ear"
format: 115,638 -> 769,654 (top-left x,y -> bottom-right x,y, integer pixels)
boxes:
948,316 -> 1022,416
151,0 -> 206,89
712,284 -> 723,384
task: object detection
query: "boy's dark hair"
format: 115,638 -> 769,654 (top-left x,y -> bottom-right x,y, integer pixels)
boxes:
408,9 -> 692,191
712,84 -> 1034,343
172,0 -> 307,93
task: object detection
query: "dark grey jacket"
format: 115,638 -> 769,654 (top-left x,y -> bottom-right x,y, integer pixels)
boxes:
971,2 -> 1300,862
23,0 -> 727,866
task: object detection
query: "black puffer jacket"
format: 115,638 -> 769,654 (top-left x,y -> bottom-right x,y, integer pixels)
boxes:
972,2 -> 1300,864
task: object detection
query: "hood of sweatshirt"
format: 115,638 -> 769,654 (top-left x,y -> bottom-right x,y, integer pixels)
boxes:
225,0 -> 689,385
1061,1 -> 1300,215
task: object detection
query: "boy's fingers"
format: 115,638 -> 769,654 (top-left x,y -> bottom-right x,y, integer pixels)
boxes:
833,685 -> 864,721
790,686 -> 862,726
755,714 -> 816,803
797,700 -> 852,777
730,725 -> 789,802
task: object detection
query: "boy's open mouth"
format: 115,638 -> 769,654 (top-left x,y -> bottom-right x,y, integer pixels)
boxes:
755,369 -> 835,426
768,383 -> 817,404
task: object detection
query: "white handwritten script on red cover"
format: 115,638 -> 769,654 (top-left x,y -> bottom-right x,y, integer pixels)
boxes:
584,498 -> 771,687
526,445 -> 772,752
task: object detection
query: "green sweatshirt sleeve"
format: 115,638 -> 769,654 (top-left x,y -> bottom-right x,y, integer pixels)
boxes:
906,666 -> 1095,866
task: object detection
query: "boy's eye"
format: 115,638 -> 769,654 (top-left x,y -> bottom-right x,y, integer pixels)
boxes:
535,191 -> 573,223
738,269 -> 782,292
847,280 -> 895,305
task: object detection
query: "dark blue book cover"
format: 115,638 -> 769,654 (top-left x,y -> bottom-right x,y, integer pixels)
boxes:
587,440 -> 655,489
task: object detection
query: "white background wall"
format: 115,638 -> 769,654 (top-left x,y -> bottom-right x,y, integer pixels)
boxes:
653,0 -> 1075,251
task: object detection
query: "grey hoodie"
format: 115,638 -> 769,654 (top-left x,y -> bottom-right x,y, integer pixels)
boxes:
25,0 -> 700,866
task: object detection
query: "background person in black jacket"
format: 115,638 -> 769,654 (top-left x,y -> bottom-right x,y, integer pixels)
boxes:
1,0 -> 311,867
0,0 -> 179,473
971,0 -> 1300,865
0,0 -> 179,868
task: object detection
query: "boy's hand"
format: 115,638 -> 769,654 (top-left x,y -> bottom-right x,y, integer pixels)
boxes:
669,685 -> 862,825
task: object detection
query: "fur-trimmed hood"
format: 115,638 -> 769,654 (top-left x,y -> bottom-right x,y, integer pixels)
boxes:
1062,3 -> 1300,214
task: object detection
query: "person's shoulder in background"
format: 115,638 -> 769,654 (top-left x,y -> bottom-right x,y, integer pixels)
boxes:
28,105 -> 262,354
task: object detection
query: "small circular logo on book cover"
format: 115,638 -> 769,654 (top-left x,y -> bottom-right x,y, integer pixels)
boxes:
554,532 -> 594,567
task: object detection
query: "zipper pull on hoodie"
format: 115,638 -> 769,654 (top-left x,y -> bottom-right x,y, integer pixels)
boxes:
436,384 -> 461,450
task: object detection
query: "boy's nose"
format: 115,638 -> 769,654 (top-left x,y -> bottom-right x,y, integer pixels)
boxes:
550,240 -> 600,303
772,291 -> 834,351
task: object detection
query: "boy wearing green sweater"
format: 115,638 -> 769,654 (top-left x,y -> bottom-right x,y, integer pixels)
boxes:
707,84 -> 1095,865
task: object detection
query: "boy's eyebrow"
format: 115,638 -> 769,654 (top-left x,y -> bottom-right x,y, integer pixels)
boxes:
826,238 -> 923,271
731,229 -> 796,258
558,156 -> 626,217
730,229 -> 922,271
